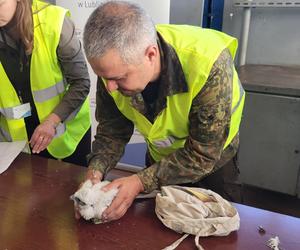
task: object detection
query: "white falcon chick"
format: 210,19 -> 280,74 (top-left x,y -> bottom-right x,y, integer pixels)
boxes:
71,180 -> 118,224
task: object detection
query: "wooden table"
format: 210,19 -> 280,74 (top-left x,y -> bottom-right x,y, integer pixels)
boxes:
0,154 -> 299,250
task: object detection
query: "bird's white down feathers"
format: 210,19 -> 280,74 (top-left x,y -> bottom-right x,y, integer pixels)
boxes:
71,180 -> 118,224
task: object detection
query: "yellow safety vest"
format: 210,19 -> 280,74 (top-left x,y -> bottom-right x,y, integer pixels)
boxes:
110,25 -> 245,162
0,0 -> 90,159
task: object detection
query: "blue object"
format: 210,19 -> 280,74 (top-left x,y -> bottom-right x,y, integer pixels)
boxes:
119,143 -> 147,167
202,0 -> 224,31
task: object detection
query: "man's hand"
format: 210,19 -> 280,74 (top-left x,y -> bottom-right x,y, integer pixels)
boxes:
74,169 -> 103,219
101,174 -> 144,222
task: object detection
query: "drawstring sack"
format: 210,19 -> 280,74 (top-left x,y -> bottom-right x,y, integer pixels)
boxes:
155,186 -> 240,250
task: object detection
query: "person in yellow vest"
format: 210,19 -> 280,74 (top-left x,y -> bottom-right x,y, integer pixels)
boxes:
77,1 -> 245,221
0,0 -> 91,166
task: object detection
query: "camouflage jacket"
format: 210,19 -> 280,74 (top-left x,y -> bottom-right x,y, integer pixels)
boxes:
87,33 -> 240,193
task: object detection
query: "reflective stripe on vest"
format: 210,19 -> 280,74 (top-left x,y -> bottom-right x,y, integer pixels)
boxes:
0,107 -> 16,119
109,25 -> 245,162
0,96 -> 82,138
0,127 -> 12,142
54,105 -> 82,137
232,79 -> 245,115
33,80 -> 65,102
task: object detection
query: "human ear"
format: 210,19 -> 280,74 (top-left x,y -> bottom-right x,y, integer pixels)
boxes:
145,45 -> 158,63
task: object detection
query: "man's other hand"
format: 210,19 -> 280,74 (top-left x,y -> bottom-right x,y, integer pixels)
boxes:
101,174 -> 144,222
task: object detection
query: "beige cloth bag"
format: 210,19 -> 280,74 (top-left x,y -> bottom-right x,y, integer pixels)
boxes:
155,186 -> 240,250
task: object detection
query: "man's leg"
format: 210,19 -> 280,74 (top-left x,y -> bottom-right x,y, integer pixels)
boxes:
198,154 -> 244,203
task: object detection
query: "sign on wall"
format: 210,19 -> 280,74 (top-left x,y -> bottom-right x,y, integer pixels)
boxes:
56,0 -> 170,41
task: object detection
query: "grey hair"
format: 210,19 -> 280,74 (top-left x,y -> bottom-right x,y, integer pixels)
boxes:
83,0 -> 157,64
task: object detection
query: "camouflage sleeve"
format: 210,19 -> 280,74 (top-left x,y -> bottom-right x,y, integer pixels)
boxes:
87,77 -> 134,175
137,48 -> 234,192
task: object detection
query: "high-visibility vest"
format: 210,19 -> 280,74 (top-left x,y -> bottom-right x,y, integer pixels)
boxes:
109,25 -> 245,162
0,0 -> 90,159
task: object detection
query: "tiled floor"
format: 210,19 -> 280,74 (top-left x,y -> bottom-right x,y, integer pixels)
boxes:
241,185 -> 300,218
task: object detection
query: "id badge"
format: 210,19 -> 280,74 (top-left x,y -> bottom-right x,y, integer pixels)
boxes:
12,103 -> 32,119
